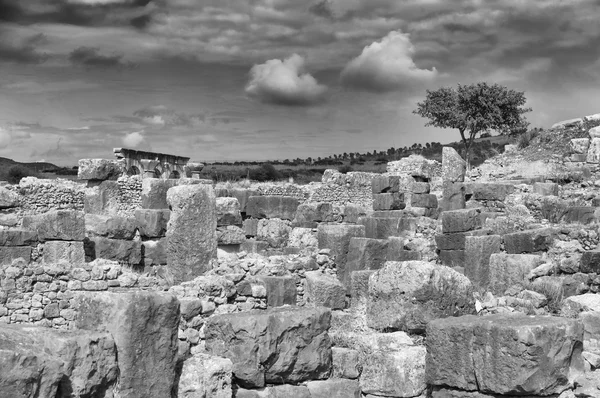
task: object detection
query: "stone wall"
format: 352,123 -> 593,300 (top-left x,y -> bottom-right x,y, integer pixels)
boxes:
5,177 -> 85,215
116,175 -> 142,215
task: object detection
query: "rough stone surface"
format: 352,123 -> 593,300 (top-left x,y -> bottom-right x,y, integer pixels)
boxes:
178,353 -> 233,398
166,184 -> 217,284
332,347 -> 361,379
257,276 -> 296,307
571,138 -> 591,154
72,291 -> 180,398
580,250 -> 600,273
85,214 -> 137,240
0,229 -> 37,246
387,155 -> 441,180
305,271 -> 346,309
488,253 -> 544,295
216,197 -> 242,226
0,186 -> 19,209
307,379 -> 361,398
373,193 -> 405,211
318,224 -> 365,276
246,196 -> 299,220
464,235 -> 502,291
411,193 -> 438,209
134,209 -> 170,238
587,137 -> 600,163
372,175 -> 402,194
438,250 -> 465,269
86,237 -> 142,265
78,158 -> 123,181
256,219 -> 291,248
0,246 -> 31,265
426,314 -> 584,396
205,306 -> 332,388
533,182 -> 559,196
43,240 -> 85,265
344,237 -> 389,290
22,210 -> 85,241
293,202 -> 336,227
367,261 -> 475,333
358,217 -> 400,239
442,147 -> 466,183
441,182 -> 466,212
504,228 -> 554,254
141,178 -> 178,209
442,208 -> 482,233
466,183 -> 515,201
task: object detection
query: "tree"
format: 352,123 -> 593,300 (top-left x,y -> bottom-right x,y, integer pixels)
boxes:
413,82 -> 531,168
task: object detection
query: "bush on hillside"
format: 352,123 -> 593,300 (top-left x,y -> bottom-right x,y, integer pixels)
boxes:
6,165 -> 37,184
248,163 -> 282,182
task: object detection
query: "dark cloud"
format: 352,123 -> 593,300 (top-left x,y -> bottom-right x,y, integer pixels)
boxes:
69,46 -> 131,68
0,32 -> 48,64
309,1 -> 335,20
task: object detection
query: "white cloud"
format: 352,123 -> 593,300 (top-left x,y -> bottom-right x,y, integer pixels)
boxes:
123,131 -> 145,147
245,54 -> 328,106
0,128 -> 11,149
340,31 -> 438,92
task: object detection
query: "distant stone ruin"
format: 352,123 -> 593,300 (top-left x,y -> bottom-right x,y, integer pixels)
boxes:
114,147 -> 192,179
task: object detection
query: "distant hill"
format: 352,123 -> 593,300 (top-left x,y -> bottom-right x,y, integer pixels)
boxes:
0,157 -> 61,173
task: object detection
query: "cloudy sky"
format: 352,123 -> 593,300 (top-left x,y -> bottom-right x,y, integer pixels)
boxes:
1,0 -> 600,165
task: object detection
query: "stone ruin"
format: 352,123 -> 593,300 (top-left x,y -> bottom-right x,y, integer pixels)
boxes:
2,133 -> 600,397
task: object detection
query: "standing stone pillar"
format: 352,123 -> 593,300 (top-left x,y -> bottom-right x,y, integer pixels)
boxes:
139,159 -> 160,179
186,162 -> 205,179
166,184 -> 217,284
441,147 -> 467,211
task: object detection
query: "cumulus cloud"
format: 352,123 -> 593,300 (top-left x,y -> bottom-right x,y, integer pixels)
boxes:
245,54 -> 328,106
123,131 -> 145,147
0,128 -> 12,149
340,31 -> 438,92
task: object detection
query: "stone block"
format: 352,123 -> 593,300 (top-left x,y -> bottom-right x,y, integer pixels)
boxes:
464,235 -> 502,291
166,184 -> 217,284
141,178 -> 178,209
84,180 -> 119,215
293,202 -> 336,227
350,270 -> 374,307
86,237 -> 142,265
142,238 -> 167,266
205,306 -> 332,388
411,181 -> 430,194
230,188 -> 259,213
216,197 -> 242,226
257,276 -> 296,307
317,224 -> 365,272
240,239 -> 269,254
571,138 -> 590,154
587,137 -> 600,163
503,228 -> 554,254
411,193 -> 438,208
371,210 -> 407,218
466,183 -> 515,201
488,253 -> 543,295
305,271 -> 346,309
0,229 -> 37,246
343,204 -> 368,223
78,158 -> 123,180
372,175 -> 401,194
0,186 -> 19,209
533,182 -> 559,196
386,155 -> 440,180
243,218 -> 259,237
0,246 -> 31,266
442,147 -> 466,183
307,379 -> 361,398
435,231 -> 482,251
580,250 -> 600,273
178,353 -> 233,398
367,261 -> 475,333
357,217 -> 399,239
22,210 -> 85,241
134,209 -> 170,238
426,314 -> 583,396
85,214 -> 137,240
43,241 -> 85,265
373,193 -> 405,211
344,238 -> 389,290
332,347 -> 360,379
72,291 -> 180,398
442,208 -> 482,233
438,250 -> 465,268
386,237 -> 421,262
563,206 -> 597,224
256,219 -> 291,248
217,226 -> 246,245
246,196 -> 299,220
440,182 -> 466,211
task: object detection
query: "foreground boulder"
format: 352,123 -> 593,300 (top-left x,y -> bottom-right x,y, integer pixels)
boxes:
426,314 -> 583,396
205,306 -> 332,388
72,291 -> 180,398
179,353 -> 233,398
367,261 -> 475,333
0,324 -> 118,398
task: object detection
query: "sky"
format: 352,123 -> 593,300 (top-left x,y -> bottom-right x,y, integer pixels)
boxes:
1,0 -> 600,166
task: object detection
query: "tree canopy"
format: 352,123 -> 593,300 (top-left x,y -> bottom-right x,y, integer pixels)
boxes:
413,82 -> 531,166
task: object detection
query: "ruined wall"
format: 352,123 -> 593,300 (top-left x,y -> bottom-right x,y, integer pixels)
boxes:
6,177 -> 85,214
116,175 -> 143,215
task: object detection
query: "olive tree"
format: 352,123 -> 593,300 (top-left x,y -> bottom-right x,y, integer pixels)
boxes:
413,82 -> 531,168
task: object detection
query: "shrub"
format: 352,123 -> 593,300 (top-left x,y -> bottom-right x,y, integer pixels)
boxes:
517,129 -> 540,149
338,165 -> 353,174
7,165 -> 37,184
248,163 -> 282,182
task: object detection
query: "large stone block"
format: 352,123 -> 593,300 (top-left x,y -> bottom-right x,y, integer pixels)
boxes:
442,208 -> 482,233
243,218 -> 259,237
440,182 -> 466,211
256,218 -> 292,248
293,202 -> 336,228
22,210 -> 85,241
307,379 -> 361,398
217,225 -> 246,245
257,276 -> 296,307
435,230 -> 489,251
318,224 -> 365,273
358,217 -> 400,239
246,196 -> 299,220
563,206 -> 597,224
442,147 -> 466,183
178,353 -> 233,398
85,214 -> 137,240
72,291 -> 180,398
533,182 -> 559,196
504,228 -> 554,254
466,183 -> 515,201
216,197 -> 242,226
426,314 -> 583,396
581,250 -> 600,273
587,137 -> 600,163
166,184 -> 217,284
488,253 -> 543,295
43,240 -> 85,265
0,186 -> 19,209
86,237 -> 142,265
0,324 -> 118,398
464,235 -> 502,291
0,246 -> 31,266
367,261 -> 475,333
571,138 -> 590,154
344,237 -> 389,290
372,175 -> 402,194
84,180 -> 120,215
240,239 -> 269,254
78,158 -> 123,181
142,238 -> 167,266
0,229 -> 37,246
230,188 -> 259,213
411,193 -> 438,209
438,250 -> 465,269
305,271 -> 346,309
386,155 -> 440,180
373,193 -> 405,211
141,178 -> 178,209
134,209 -> 170,238
332,347 -> 360,379
386,237 -> 421,262
350,270 -> 375,307
205,306 -> 332,388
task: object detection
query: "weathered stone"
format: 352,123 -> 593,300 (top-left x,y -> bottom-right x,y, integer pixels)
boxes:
581,250 -> 600,273
166,184 -> 217,284
387,155 -> 440,180
87,237 -> 141,265
84,214 -> 136,240
243,218 -> 259,237
442,147 -> 466,183
0,229 -> 37,246
43,240 -> 85,265
386,237 -> 421,262
216,197 -> 242,226
78,158 -> 123,180
0,186 -> 19,209
563,206 -> 597,224
0,323 -> 118,398
504,228 -> 554,254
441,182 -> 466,211
134,209 -> 170,238
350,270 -> 375,307
360,345 -> 426,397
587,137 -> 600,163
438,250 -> 465,268
426,314 -> 583,396
205,306 -> 332,388
0,246 -> 31,266
246,196 -> 299,220
411,181 -> 431,194
358,217 -> 400,239
307,379 -> 361,398
84,180 -> 120,215
372,175 -> 402,194
332,347 -> 360,379
343,204 -> 368,223
466,183 -> 515,201
435,230 -> 489,251
288,227 -> 318,249
72,291 -> 180,398
257,276 -> 296,307
464,235 -> 502,291
571,138 -> 591,154
141,178 -> 178,209
318,224 -> 365,274
217,226 -> 246,245
442,208 -> 482,233
533,182 -> 559,196
240,239 -> 268,254
142,238 -> 167,266
411,193 -> 438,209
256,218 -> 291,248
344,238 -> 389,290
22,210 -> 85,241
488,253 -> 543,295
293,202 -> 336,227
229,188 -> 259,213
178,353 -> 233,398
305,271 -> 346,309
373,193 -> 405,211
367,261 -> 475,333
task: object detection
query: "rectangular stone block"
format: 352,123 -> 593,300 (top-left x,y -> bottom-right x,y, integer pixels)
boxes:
293,202 -> 335,228
411,193 -> 438,209
411,182 -> 430,194
0,229 -> 37,246
43,241 -> 85,265
503,228 -> 554,254
305,271 -> 346,309
533,182 -> 559,196
371,210 -> 407,218
440,182 -> 465,212
134,209 -> 170,238
386,237 -> 421,262
86,237 -> 142,265
373,193 -> 405,211
581,250 -> 600,273
350,270 -> 375,307
318,224 -> 365,285
216,197 -> 242,226
438,250 -> 465,268
142,238 -> 167,266
465,183 -> 515,201
85,214 -> 137,240
246,196 -> 299,220
372,175 -> 401,194
332,348 -> 360,379
0,246 -> 31,265
426,314 -> 583,396
22,210 -> 85,241
258,276 -> 296,307
442,208 -> 482,233
464,235 -> 502,291
84,180 -> 119,215
563,206 -> 597,224
141,178 -> 178,209
435,232 -> 468,251
357,217 -> 400,239
344,238 -> 389,290
240,239 -> 269,254
230,189 -> 260,213
488,253 -> 543,295
243,218 -> 259,237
